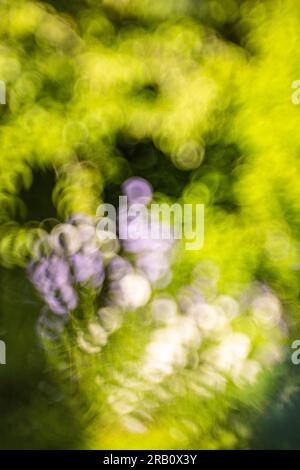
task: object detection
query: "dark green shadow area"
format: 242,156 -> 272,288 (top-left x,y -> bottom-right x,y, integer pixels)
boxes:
250,363 -> 300,450
0,267 -> 83,449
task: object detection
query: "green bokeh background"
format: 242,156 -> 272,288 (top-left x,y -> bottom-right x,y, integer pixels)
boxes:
1,0 -> 300,449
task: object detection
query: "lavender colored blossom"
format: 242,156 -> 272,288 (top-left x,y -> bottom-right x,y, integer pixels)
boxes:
72,249 -> 104,288
28,255 -> 77,315
29,213 -> 105,315
122,177 -> 153,206
107,255 -> 133,282
118,178 -> 175,287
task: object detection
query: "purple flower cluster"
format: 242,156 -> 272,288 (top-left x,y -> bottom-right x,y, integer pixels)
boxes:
119,177 -> 174,287
28,213 -> 104,315
29,255 -> 78,315
103,177 -> 176,310
28,177 -> 176,332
